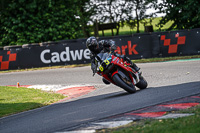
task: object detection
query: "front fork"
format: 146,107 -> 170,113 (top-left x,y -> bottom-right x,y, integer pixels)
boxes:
132,72 -> 140,85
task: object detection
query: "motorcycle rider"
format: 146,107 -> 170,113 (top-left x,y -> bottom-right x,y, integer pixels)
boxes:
86,36 -> 140,80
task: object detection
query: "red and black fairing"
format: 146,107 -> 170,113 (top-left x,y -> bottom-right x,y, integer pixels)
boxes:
97,54 -> 138,86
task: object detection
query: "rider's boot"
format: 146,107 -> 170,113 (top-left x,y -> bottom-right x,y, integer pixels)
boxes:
130,62 -> 140,72
124,56 -> 140,72
126,58 -> 140,72
102,78 -> 110,85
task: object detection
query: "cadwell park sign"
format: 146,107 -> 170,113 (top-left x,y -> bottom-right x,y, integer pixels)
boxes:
0,28 -> 200,70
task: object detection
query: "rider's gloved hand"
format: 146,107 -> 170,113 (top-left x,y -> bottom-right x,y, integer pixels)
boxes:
99,40 -> 110,47
125,56 -> 132,64
120,55 -> 129,62
109,40 -> 117,52
89,53 -> 96,59
120,55 -> 125,60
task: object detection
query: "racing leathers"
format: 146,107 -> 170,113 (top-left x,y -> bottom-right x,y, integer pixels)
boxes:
90,40 -> 140,76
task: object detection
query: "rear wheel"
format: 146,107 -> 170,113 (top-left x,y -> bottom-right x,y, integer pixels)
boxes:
136,76 -> 148,89
112,74 -> 136,93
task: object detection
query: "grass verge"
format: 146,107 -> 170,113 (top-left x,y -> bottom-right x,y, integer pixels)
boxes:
97,105 -> 200,133
91,17 -> 173,37
0,86 -> 66,118
0,55 -> 199,73
132,55 -> 200,63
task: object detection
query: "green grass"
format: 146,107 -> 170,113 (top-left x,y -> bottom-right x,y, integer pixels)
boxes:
132,55 -> 200,63
98,105 -> 200,133
0,86 -> 66,118
91,17 -> 174,37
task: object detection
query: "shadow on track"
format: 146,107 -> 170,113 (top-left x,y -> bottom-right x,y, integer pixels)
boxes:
1,81 -> 200,133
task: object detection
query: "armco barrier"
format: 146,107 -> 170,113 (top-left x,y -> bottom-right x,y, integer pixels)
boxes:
0,28 -> 200,71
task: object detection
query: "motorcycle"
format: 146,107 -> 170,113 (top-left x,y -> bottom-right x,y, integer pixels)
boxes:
94,52 -> 148,93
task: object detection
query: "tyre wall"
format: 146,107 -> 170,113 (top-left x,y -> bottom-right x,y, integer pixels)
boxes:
0,28 -> 200,70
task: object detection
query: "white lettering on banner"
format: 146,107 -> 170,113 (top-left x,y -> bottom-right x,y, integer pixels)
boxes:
51,52 -> 60,63
70,50 -> 83,61
84,49 -> 90,59
60,47 -> 70,61
40,49 -> 51,64
40,47 -> 90,64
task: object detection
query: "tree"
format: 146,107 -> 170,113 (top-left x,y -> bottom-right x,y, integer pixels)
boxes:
157,0 -> 200,30
75,0 -> 96,38
91,0 -> 131,35
125,0 -> 157,33
91,0 -> 157,34
0,0 -> 83,46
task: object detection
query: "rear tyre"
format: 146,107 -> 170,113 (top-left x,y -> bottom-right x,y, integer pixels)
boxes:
136,76 -> 148,89
112,74 -> 136,93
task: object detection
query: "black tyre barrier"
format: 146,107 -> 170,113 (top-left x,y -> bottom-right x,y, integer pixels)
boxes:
22,43 -> 40,48
22,44 -> 30,48
40,41 -> 58,47
31,43 -> 40,47
0,28 -> 200,71
39,42 -> 49,46
3,45 -> 22,50
22,44 -> 31,48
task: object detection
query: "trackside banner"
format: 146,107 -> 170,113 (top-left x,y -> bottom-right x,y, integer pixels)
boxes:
158,29 -> 200,56
109,34 -> 160,59
0,28 -> 200,70
18,43 -> 91,68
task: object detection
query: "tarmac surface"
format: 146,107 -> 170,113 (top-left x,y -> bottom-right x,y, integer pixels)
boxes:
0,60 -> 200,133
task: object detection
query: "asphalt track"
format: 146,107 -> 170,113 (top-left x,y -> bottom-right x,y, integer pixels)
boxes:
0,60 -> 200,133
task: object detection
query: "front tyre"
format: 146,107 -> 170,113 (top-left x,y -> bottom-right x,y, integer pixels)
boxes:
136,76 -> 148,89
102,78 -> 110,85
112,74 -> 136,93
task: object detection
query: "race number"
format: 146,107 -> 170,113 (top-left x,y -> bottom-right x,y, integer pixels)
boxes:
99,59 -> 110,72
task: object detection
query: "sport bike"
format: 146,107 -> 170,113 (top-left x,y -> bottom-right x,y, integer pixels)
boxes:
94,52 -> 148,93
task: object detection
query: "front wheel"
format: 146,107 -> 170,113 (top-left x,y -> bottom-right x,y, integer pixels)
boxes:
112,74 -> 136,93
136,76 -> 148,89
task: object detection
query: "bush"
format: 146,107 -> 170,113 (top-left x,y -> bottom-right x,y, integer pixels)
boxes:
0,0 -> 83,46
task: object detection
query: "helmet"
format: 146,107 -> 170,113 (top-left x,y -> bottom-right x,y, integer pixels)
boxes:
86,36 -> 100,54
